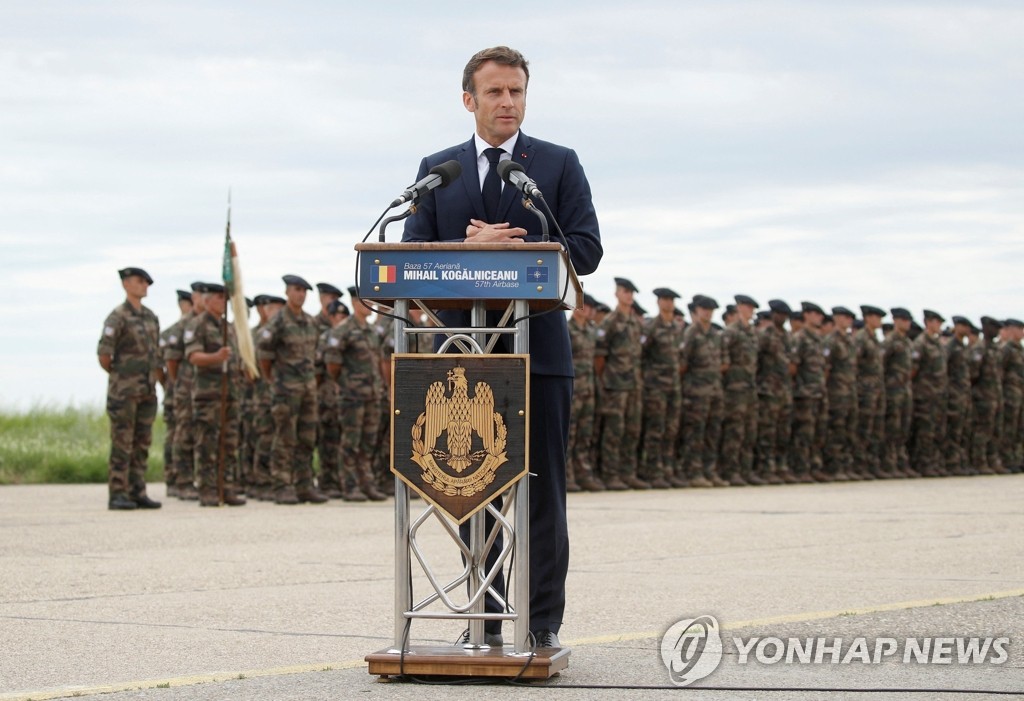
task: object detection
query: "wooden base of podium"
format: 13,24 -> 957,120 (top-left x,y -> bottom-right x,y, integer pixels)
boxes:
365,645 -> 569,680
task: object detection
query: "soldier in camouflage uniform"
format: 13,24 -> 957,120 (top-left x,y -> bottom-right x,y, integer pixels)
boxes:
313,283 -> 344,497
184,283 -> 247,506
313,298 -> 348,498
167,282 -> 207,500
823,306 -> 857,480
944,316 -> 973,475
883,308 -> 914,477
909,310 -> 948,477
159,289 -> 192,496
567,294 -> 604,491
854,306 -> 886,478
639,288 -> 685,488
720,294 -> 761,486
257,275 -> 328,505
754,299 -> 793,483
999,318 -> 1024,472
970,317 -> 1005,474
788,301 -> 826,482
680,295 -> 725,487
97,267 -> 163,510
372,305 -> 396,496
248,295 -> 283,499
324,287 -> 387,501
777,310 -> 803,471
595,278 -> 648,490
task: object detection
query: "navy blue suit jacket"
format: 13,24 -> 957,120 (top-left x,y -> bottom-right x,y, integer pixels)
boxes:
401,132 -> 603,376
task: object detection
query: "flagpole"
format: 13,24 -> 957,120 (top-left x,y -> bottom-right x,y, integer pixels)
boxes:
216,191 -> 231,505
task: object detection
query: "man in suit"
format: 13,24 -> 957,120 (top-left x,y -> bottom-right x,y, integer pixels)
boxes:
402,46 -> 603,649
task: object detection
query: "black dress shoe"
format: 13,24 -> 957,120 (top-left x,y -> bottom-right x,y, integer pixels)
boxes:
108,493 -> 138,510
458,628 -> 504,647
534,630 -> 561,648
133,494 -> 162,509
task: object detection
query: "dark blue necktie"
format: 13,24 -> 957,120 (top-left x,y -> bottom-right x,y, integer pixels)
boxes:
482,147 -> 504,223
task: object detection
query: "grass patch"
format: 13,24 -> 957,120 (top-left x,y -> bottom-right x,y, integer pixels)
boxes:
0,405 -> 165,485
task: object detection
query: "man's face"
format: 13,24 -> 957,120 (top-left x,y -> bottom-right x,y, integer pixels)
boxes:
695,307 -> 712,324
614,285 -> 634,308
463,61 -> 527,147
319,292 -> 338,313
834,314 -> 852,332
353,298 -> 372,320
805,310 -> 824,329
286,284 -> 307,308
925,318 -> 942,335
737,303 -> 754,324
178,300 -> 193,315
863,314 -> 882,331
657,297 -> 674,315
894,318 -> 911,334
122,275 -> 149,299
266,302 -> 284,318
205,292 -> 226,316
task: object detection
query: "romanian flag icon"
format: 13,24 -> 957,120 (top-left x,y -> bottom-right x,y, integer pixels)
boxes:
376,265 -> 397,283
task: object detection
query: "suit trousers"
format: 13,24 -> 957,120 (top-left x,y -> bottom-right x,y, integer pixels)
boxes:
460,374 -> 571,637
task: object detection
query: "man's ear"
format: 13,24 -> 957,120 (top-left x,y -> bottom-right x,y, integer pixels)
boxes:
463,91 -> 476,113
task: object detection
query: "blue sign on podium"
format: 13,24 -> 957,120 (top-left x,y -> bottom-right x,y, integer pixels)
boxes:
355,242 -> 580,310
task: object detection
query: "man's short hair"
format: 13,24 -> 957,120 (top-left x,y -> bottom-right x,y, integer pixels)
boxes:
462,46 -> 530,95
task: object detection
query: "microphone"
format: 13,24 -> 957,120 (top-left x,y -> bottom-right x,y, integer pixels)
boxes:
497,160 -> 542,198
391,160 -> 462,207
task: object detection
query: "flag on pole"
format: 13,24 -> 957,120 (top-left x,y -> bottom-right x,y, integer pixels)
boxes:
222,202 -> 259,379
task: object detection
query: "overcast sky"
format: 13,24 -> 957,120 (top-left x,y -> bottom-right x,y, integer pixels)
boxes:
1,1 -> 1022,408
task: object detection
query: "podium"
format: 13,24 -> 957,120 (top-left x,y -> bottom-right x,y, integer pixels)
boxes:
359,242 -> 581,679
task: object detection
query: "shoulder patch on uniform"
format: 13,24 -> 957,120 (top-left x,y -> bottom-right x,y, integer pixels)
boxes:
329,336 -> 340,347
911,350 -> 921,359
103,326 -> 115,337
168,335 -> 177,344
184,329 -> 194,342
596,329 -> 606,338
823,348 -> 831,357
261,329 -> 272,339
639,335 -> 647,344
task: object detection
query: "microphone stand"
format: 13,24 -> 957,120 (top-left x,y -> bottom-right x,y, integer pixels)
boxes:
378,205 -> 417,242
520,197 -> 550,242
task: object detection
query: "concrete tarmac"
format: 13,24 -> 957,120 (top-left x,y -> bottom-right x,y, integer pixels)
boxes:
1,475 -> 1023,700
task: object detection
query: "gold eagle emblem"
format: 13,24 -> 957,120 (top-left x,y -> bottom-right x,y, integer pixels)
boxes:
411,366 -> 507,497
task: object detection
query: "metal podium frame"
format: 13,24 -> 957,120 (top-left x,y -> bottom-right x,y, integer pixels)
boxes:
359,242 -> 581,678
